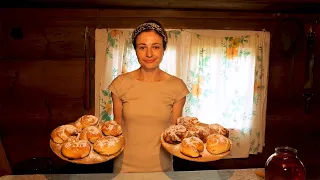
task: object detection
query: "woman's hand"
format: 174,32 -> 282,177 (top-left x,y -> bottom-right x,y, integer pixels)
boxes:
171,97 -> 186,125
111,93 -> 123,126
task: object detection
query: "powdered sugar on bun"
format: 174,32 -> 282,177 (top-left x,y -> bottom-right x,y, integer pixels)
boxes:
182,137 -> 204,152
95,136 -> 119,148
80,126 -> 103,144
187,125 -> 211,143
163,125 -> 187,144
65,136 -> 78,143
51,124 -> 79,144
101,121 -> 122,137
63,139 -> 90,149
61,138 -> 91,159
74,115 -> 99,130
206,134 -> 231,155
208,124 -> 229,137
182,130 -> 197,139
177,116 -> 200,129
87,126 -> 100,134
93,136 -> 122,156
180,136 -> 204,158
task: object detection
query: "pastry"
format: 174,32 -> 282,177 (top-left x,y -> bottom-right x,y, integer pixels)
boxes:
101,121 -> 122,137
163,125 -> 187,144
61,137 -> 91,159
208,124 -> 229,137
177,116 -> 200,129
74,115 -> 99,130
51,124 -> 79,144
186,125 -> 211,143
79,126 -> 103,144
180,136 -> 204,158
206,134 -> 231,155
93,136 -> 122,156
182,130 -> 197,139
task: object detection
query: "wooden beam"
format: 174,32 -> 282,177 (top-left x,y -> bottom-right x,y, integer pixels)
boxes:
2,0 -> 320,12
99,9 -> 279,19
0,8 -> 318,30
96,17 -> 277,30
1,8 -> 318,22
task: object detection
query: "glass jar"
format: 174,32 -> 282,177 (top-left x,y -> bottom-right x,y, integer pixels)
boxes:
265,146 -> 306,180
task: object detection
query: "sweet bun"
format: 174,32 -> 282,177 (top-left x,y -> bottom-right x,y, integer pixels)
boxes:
101,121 -> 122,137
206,134 -> 231,155
79,126 -> 103,143
208,124 -> 229,137
180,137 -> 204,158
163,125 -> 187,144
182,130 -> 197,139
93,136 -> 122,156
187,125 -> 211,143
74,115 -> 99,130
177,116 -> 200,129
51,124 -> 79,144
61,137 -> 91,159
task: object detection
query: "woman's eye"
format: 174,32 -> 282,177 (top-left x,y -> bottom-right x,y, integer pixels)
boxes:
138,46 -> 146,50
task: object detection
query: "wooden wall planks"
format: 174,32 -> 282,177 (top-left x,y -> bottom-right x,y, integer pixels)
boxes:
0,8 -> 319,178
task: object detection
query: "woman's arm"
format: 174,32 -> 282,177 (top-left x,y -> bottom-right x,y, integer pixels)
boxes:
111,93 -> 123,126
171,97 -> 186,125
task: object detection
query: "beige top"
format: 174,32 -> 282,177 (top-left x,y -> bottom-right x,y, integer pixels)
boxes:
108,73 -> 189,173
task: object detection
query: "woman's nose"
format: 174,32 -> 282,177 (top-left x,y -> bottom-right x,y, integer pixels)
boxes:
146,48 -> 153,58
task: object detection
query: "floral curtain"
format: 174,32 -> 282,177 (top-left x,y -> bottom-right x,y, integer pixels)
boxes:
95,29 -> 270,158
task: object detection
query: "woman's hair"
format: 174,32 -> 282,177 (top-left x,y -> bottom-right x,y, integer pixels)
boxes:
132,20 -> 168,50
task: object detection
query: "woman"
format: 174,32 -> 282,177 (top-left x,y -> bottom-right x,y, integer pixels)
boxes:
108,20 -> 189,173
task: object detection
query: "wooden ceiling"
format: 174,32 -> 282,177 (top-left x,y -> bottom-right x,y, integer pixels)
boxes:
2,0 -> 320,13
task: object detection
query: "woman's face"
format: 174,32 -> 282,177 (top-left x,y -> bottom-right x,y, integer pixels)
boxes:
135,31 -> 164,70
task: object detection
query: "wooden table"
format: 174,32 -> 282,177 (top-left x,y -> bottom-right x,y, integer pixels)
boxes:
0,168 -> 264,180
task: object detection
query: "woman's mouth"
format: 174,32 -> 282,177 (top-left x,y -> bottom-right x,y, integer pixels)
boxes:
144,60 -> 156,63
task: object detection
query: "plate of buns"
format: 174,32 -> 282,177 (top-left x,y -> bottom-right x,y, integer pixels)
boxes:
160,116 -> 231,162
50,115 -> 124,164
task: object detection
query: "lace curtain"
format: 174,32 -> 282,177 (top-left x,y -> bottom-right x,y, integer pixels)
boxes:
95,29 -> 270,158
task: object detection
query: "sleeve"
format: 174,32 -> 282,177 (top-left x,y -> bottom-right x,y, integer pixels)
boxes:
108,74 -> 124,99
175,78 -> 190,102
